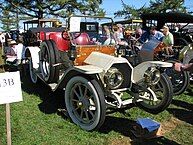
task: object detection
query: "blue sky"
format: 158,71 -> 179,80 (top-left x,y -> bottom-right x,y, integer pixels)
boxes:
1,0 -> 193,31
101,0 -> 193,19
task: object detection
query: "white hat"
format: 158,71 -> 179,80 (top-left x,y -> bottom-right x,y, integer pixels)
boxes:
9,40 -> 17,45
117,24 -> 123,28
161,25 -> 169,31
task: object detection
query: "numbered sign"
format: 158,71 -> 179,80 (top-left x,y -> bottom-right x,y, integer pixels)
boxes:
0,71 -> 23,105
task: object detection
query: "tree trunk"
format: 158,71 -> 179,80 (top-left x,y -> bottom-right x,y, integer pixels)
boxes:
16,9 -> 19,30
38,10 -> 43,19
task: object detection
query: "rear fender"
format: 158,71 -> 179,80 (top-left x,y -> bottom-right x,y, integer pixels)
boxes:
24,46 -> 40,69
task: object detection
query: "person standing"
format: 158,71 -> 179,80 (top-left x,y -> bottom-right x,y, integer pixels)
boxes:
161,25 -> 174,55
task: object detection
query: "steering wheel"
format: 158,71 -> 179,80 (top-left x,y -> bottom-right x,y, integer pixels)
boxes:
61,30 -> 70,40
72,32 -> 82,39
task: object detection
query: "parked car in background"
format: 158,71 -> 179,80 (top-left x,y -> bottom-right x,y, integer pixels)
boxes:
141,12 -> 193,50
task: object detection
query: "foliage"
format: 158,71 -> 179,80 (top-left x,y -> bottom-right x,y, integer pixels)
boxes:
148,0 -> 187,13
114,0 -> 148,19
0,0 -> 105,19
114,0 -> 187,19
0,10 -> 18,31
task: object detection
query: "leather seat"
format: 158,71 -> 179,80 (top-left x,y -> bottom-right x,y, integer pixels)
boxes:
73,32 -> 92,45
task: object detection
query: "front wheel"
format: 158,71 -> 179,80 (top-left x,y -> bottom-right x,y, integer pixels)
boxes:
138,73 -> 173,114
164,60 -> 190,95
65,76 -> 106,131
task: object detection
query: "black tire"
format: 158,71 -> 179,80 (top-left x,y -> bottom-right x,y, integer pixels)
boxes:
164,60 -> 190,95
39,40 -> 59,83
175,38 -> 189,50
138,73 -> 173,114
65,76 -> 106,131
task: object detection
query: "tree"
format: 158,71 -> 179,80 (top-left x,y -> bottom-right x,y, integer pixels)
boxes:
0,10 -> 17,31
0,0 -> 105,19
114,0 -> 188,19
148,0 -> 187,13
114,0 -> 148,19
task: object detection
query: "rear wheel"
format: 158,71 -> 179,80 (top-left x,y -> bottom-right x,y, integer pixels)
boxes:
65,76 -> 106,131
175,38 -> 189,50
138,73 -> 173,114
39,40 -> 59,83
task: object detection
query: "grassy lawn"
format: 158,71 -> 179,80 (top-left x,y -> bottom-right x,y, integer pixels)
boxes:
0,50 -> 193,144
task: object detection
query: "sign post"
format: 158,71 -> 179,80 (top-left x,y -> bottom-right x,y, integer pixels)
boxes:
0,71 -> 23,145
6,103 -> 11,145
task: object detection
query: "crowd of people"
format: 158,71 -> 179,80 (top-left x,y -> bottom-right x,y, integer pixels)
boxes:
102,23 -> 193,72
102,24 -> 174,51
1,23 -> 192,72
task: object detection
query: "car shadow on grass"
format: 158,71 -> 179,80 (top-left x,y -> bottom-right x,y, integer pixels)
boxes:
20,70 -> 65,115
99,116 -> 180,145
167,99 -> 193,125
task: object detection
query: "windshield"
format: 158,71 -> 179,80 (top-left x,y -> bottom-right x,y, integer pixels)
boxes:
68,16 -> 116,46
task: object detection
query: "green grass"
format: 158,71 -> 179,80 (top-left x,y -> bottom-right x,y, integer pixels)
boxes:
0,47 -> 193,144
1,80 -> 193,145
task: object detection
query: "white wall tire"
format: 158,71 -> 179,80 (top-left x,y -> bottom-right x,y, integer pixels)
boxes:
29,57 -> 38,84
65,76 -> 106,131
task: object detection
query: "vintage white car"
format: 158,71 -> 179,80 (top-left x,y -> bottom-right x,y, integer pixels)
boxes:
21,15 -> 173,131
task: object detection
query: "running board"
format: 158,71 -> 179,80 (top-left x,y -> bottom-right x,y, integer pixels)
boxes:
35,72 -> 64,91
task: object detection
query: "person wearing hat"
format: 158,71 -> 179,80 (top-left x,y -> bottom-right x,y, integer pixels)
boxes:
4,40 -> 17,58
114,24 -> 128,45
161,25 -> 174,55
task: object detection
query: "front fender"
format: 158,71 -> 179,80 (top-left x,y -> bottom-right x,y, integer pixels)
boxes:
133,61 -> 172,83
182,46 -> 193,64
84,51 -> 133,72
84,52 -> 134,89
55,67 -> 101,91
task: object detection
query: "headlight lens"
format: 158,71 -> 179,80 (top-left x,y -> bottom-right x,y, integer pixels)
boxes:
144,67 -> 160,86
104,67 -> 124,89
